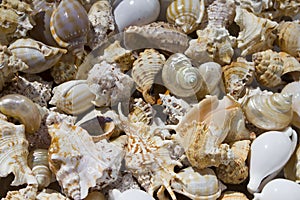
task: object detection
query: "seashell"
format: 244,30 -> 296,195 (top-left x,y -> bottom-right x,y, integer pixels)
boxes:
281,52 -> 300,81
0,118 -> 38,187
284,143 -> 300,183
87,60 -> 134,107
132,49 -> 165,104
48,120 -> 124,199
162,53 -> 207,98
0,6 -> 19,36
8,38 -> 67,74
102,40 -> 135,72
207,0 -> 236,28
114,0 -> 160,32
124,21 -> 190,53
253,178 -> 300,200
235,0 -> 273,14
50,0 -> 89,58
166,0 -> 205,34
110,189 -> 155,200
0,45 -> 29,91
222,57 -> 255,99
272,0 -> 300,19
241,92 -> 293,130
219,191 -> 249,200
28,149 -> 53,190
36,189 -> 70,200
49,80 -> 96,115
0,94 -> 42,133
277,21 -> 300,59
234,7 -> 278,56
171,166 -> 225,200
128,98 -> 154,125
247,127 -> 297,193
1,0 -> 33,13
3,185 -> 38,200
85,191 -> 105,200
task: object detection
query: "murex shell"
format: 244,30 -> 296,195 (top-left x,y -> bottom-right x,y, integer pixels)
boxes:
166,0 -> 205,34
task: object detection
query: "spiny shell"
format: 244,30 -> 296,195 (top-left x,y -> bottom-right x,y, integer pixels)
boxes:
128,98 -> 154,125
36,189 -> 70,200
234,7 -> 278,56
218,191 -> 249,200
48,120 -> 124,199
277,21 -> 300,59
8,38 -> 67,74
222,57 -> 255,99
0,94 -> 42,134
124,21 -> 189,53
162,53 -> 207,98
50,0 -> 89,58
171,167 -> 225,200
132,49 -> 165,104
242,92 -> 293,130
166,0 -> 205,34
49,80 -> 96,115
207,0 -> 236,28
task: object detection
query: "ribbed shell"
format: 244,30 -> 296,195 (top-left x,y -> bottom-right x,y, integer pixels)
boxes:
128,98 -> 154,125
207,0 -> 236,28
166,0 -> 205,34
50,0 -> 89,58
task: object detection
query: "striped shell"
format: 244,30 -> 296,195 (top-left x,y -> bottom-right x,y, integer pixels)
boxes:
132,49 -> 165,104
284,143 -> 300,183
50,0 -> 89,58
8,38 -> 67,74
128,98 -> 154,125
166,0 -> 205,34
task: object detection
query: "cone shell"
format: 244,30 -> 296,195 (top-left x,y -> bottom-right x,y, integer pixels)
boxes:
242,92 -> 293,130
166,0 -> 205,34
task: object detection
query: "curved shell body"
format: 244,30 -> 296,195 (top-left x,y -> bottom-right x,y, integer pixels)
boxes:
36,189 -> 70,200
166,0 -> 205,34
50,0 -> 89,58
219,191 -> 249,200
8,38 -> 67,74
207,0 -> 236,28
162,53 -> 206,98
132,49 -> 165,104
0,94 -> 42,134
49,80 -> 96,115
242,92 -> 293,130
128,98 -> 154,125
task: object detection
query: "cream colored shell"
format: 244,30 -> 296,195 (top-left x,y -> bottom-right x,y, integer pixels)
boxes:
219,191 -> 249,200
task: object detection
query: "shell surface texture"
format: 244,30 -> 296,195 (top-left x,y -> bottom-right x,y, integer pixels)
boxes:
166,0 -> 205,34
207,0 -> 236,28
128,98 -> 154,125
50,0 -> 89,58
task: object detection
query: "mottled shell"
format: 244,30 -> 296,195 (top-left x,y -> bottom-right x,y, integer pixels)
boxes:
50,60 -> 78,84
0,94 -> 42,134
207,0 -> 236,28
48,121 -> 124,199
277,21 -> 300,59
234,7 -> 278,56
171,167 -> 225,200
128,98 -> 154,125
8,38 -> 67,74
132,49 -> 165,104
166,0 -> 205,34
50,0 -> 89,58
50,80 -> 95,115
162,53 -> 207,98
218,191 -> 249,200
242,92 -> 293,130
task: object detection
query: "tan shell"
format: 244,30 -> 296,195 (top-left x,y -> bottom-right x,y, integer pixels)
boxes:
128,98 -> 154,125
3,185 -> 38,200
234,7 -> 278,56
219,191 -> 249,200
222,57 -> 255,99
284,143 -> 300,183
207,0 -> 236,28
235,0 -> 273,14
36,189 -> 70,200
132,49 -> 165,104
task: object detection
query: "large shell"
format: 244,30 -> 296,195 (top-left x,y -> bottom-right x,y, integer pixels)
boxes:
132,49 -> 165,104
171,167 -> 225,200
8,38 -> 67,74
166,0 -> 205,34
218,191 -> 249,200
234,7 -> 278,56
162,53 -> 207,98
241,92 -> 293,130
50,0 -> 89,58
277,21 -> 300,59
48,120 -> 124,199
222,57 -> 255,99
49,80 -> 96,115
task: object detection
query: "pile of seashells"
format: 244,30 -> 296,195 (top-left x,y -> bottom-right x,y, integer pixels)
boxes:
1,0 -> 300,199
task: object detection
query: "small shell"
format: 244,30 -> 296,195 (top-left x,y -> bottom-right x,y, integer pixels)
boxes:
277,21 -> 300,59
284,143 -> 300,183
50,0 -> 89,58
242,92 -> 293,130
36,189 -> 70,200
132,49 -> 165,104
234,7 -> 278,56
218,191 -> 249,200
110,189 -> 154,200
8,38 -> 67,74
3,185 -> 38,200
162,53 -> 207,98
222,57 -> 255,99
49,80 -> 96,115
207,0 -> 236,28
281,52 -> 300,81
166,0 -> 205,34
0,94 -> 42,134
128,98 -> 154,125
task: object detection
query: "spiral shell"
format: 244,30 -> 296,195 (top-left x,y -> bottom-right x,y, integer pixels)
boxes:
242,92 -> 293,130
166,0 -> 205,34
0,94 -> 42,134
50,0 -> 89,58
162,53 -> 206,98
